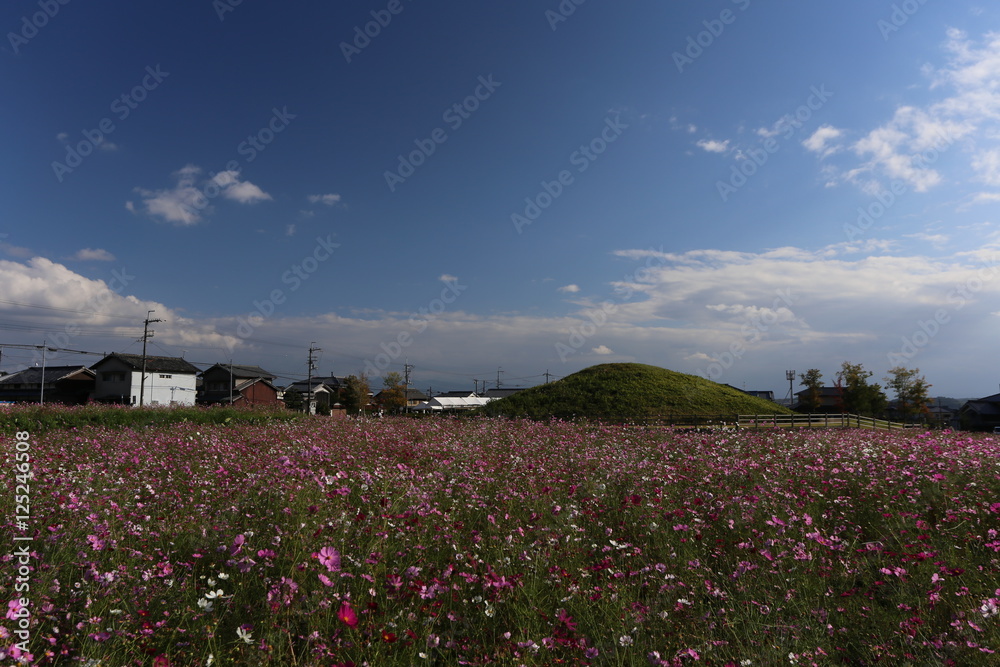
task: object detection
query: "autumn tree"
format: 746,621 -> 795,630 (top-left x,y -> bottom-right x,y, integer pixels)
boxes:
798,369 -> 824,413
836,361 -> 887,417
885,366 -> 932,422
380,371 -> 407,414
341,374 -> 370,416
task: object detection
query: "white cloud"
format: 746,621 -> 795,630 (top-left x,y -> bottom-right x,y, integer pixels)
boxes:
833,30 -> 1000,193
212,170 -> 272,204
558,284 -> 581,293
696,139 -> 730,154
135,166 -> 271,225
308,194 -> 342,206
591,345 -> 614,355
134,165 -> 208,226
286,224 -> 296,236
802,125 -> 844,158
72,248 -> 116,262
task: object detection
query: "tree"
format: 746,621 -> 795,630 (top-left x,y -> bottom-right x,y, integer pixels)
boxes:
798,369 -> 823,413
283,387 -> 304,412
836,362 -> 887,417
885,366 -> 932,422
380,371 -> 407,414
341,374 -> 370,416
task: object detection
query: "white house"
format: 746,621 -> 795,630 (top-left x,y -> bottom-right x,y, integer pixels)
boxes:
90,353 -> 200,406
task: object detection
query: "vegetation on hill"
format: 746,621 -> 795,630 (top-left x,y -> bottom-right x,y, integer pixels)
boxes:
477,363 -> 793,420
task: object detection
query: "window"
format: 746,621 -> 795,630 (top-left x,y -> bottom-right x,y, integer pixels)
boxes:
102,372 -> 126,382
159,374 -> 172,379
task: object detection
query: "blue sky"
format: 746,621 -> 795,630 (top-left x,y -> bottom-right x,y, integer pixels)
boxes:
2,0 -> 1000,398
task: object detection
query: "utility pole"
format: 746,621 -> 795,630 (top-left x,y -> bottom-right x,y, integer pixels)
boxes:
403,360 -> 413,413
495,367 -> 503,390
544,370 -> 552,384
140,311 -> 163,407
786,370 -> 796,406
307,343 -> 320,414
39,340 -> 47,405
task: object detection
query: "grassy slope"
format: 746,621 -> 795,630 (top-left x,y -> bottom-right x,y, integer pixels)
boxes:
478,363 -> 793,419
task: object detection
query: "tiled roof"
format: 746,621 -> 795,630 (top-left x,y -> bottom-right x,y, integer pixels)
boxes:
0,366 -> 94,385
91,353 -> 201,374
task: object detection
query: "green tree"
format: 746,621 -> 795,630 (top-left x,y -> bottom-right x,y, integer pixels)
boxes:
885,366 -> 932,422
798,369 -> 823,413
341,374 -> 370,416
380,371 -> 407,414
282,387 -> 304,412
837,362 -> 887,417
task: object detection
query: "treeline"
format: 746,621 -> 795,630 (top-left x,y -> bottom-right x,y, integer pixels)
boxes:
797,363 -> 932,419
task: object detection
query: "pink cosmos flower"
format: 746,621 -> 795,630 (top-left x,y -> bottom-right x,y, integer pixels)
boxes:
338,601 -> 358,628
6,600 -> 25,620
315,546 -> 341,572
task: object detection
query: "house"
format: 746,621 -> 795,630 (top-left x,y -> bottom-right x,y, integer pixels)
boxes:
198,364 -> 279,406
373,388 -> 429,411
282,379 -> 338,414
723,385 -> 776,402
412,396 -> 494,413
958,392 -> 1000,432
90,353 -> 200,406
792,386 -> 843,414
0,365 -> 95,404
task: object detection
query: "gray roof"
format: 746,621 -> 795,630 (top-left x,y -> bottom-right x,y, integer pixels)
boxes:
201,363 -> 276,380
0,366 -> 94,385
91,353 -> 201,375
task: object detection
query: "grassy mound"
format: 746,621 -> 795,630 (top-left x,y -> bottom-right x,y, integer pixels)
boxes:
477,363 -> 792,420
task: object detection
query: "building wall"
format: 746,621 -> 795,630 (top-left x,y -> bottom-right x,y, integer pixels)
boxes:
93,358 -> 197,406
240,382 -> 279,406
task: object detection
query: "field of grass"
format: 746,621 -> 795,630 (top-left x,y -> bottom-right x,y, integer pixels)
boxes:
2,408 -> 999,665
477,363 -> 793,420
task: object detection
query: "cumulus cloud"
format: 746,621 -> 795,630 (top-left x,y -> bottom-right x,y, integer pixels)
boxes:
591,345 -> 614,355
802,125 -> 844,158
696,139 -> 730,154
828,29 -> 1000,193
134,165 -> 271,225
558,284 -> 581,293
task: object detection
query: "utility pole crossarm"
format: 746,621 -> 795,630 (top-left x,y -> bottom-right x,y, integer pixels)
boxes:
139,311 -> 164,407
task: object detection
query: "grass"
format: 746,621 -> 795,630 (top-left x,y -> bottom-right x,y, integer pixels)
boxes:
1,408 -> 998,665
477,363 -> 794,420
0,402 -> 305,434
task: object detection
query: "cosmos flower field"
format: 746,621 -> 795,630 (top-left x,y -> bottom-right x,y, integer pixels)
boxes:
2,414 -> 1000,665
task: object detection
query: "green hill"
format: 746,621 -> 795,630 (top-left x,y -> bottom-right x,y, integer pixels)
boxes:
477,363 -> 792,420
